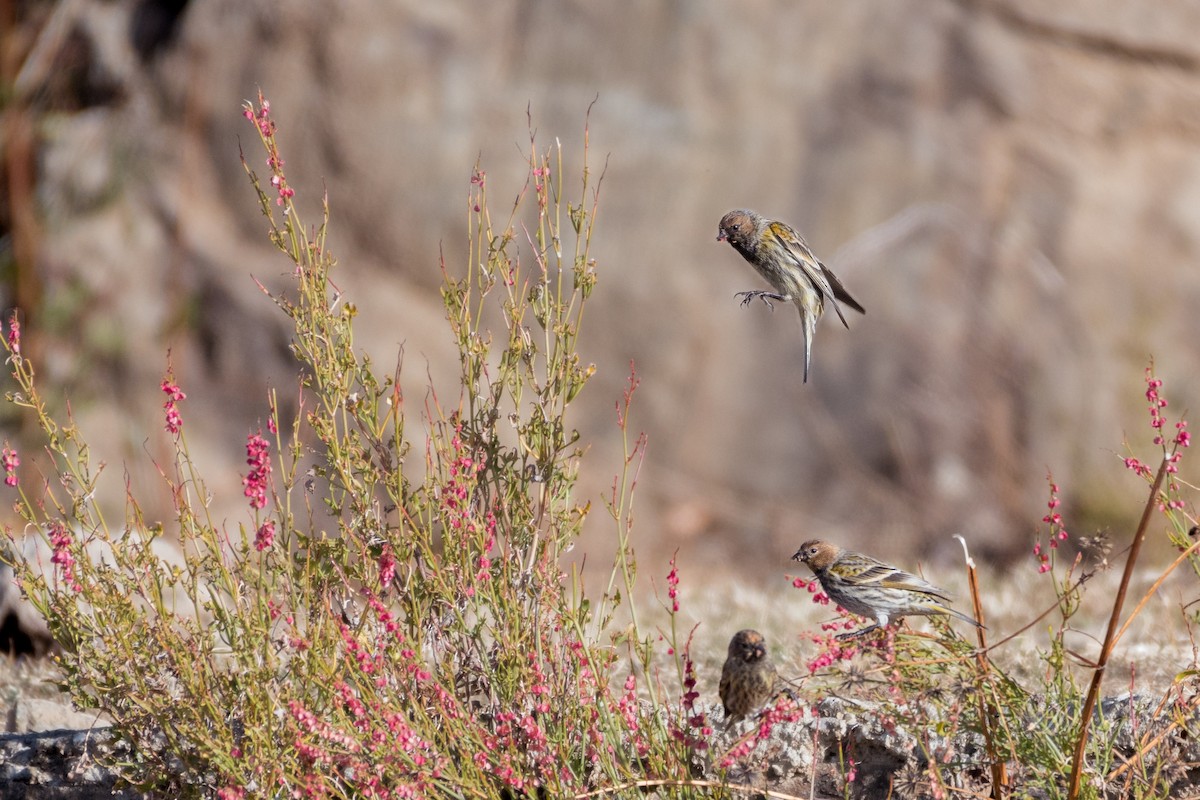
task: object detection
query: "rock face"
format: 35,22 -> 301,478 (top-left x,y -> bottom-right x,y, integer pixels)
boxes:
5,0 -> 1200,583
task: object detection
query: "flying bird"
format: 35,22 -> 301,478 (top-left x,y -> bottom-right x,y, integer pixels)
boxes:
717,209 -> 865,382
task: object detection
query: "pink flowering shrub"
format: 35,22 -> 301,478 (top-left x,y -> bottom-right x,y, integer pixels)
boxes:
3,94 -> 1198,800
0,96 -> 718,798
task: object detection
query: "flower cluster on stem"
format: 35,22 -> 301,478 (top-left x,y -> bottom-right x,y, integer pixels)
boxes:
1,445 -> 18,487
242,430 -> 271,510
161,375 -> 186,436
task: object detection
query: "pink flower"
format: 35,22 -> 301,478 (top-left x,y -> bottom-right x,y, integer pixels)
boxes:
161,377 -> 186,435
2,445 -> 18,486
254,520 -> 275,551
1123,456 -> 1151,478
49,523 -> 82,592
6,313 -> 20,355
666,554 -> 680,613
1146,367 -> 1169,432
1037,474 -> 1069,569
379,545 -> 396,587
242,430 -> 271,510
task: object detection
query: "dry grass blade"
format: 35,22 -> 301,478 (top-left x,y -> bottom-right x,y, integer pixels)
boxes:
1110,539 -> 1200,649
956,534 -> 1008,799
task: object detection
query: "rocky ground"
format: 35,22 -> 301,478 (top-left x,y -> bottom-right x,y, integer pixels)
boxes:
0,694 -> 1197,798
0,728 -> 136,800
1,546 -> 1197,797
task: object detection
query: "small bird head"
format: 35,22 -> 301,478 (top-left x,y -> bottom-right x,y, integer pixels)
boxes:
717,209 -> 761,249
727,629 -> 768,664
791,539 -> 841,573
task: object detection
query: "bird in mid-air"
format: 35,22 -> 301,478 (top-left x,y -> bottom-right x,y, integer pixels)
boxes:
718,628 -> 779,725
717,209 -> 865,382
791,539 -> 981,640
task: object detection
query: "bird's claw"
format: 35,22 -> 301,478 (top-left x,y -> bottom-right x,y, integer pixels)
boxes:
773,687 -> 802,706
835,625 -> 881,642
735,290 -> 786,311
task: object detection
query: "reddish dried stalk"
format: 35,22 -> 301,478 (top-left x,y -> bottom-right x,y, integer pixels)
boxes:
1067,455 -> 1169,799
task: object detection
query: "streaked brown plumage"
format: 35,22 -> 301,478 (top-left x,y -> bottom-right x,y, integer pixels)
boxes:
791,539 -> 982,640
717,209 -> 865,382
718,629 -> 778,724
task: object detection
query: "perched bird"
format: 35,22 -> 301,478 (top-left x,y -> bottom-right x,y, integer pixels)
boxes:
791,539 -> 982,640
718,629 -> 779,724
717,209 -> 865,383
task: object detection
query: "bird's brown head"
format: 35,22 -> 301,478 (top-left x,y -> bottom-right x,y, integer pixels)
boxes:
717,209 -> 761,250
791,539 -> 841,573
728,629 -> 768,664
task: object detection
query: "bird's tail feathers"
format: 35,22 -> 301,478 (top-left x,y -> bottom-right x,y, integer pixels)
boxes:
945,606 -> 984,629
797,304 -> 814,383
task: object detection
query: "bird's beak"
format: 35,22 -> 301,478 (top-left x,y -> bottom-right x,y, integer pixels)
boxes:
716,232 -> 726,242
790,549 -> 803,561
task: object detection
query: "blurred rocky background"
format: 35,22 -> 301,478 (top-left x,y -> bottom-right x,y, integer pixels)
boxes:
2,0 -> 1199,598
